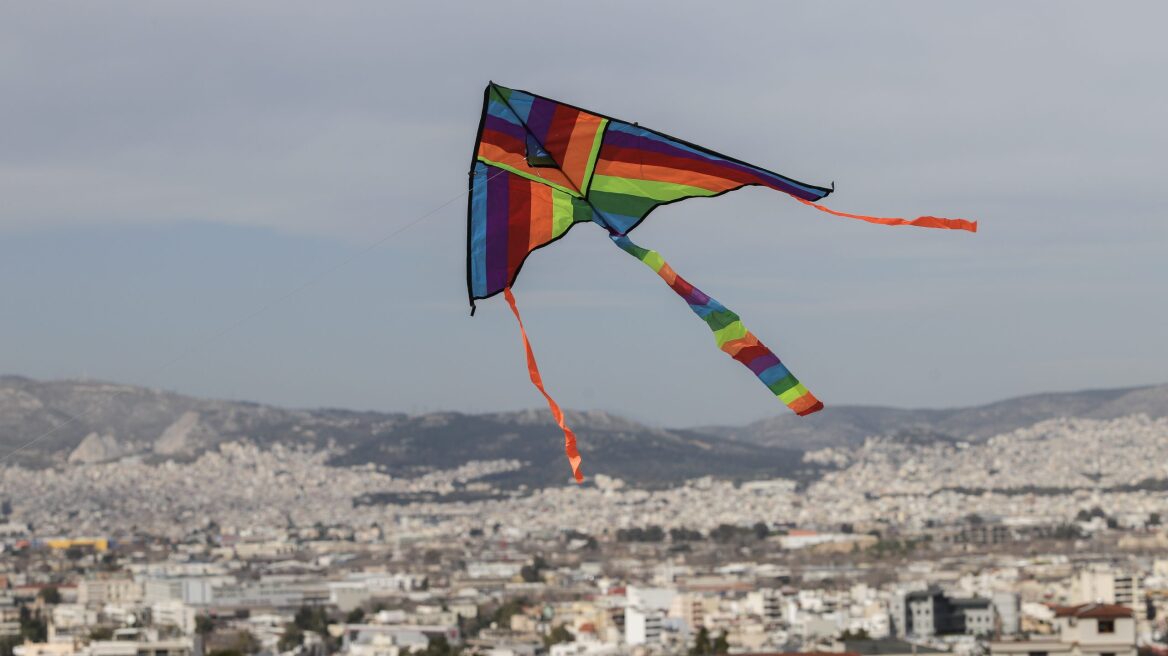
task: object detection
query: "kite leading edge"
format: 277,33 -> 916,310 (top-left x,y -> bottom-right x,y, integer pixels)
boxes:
468,82 -> 976,482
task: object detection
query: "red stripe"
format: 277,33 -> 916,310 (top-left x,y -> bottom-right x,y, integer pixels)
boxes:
731,344 -> 772,365
480,128 -> 525,155
600,145 -> 764,187
669,275 -> 695,298
544,105 -> 582,164
507,177 -> 531,275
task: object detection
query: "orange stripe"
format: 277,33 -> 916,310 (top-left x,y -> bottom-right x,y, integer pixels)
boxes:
797,198 -> 978,233
503,287 -> 584,483
594,159 -> 742,192
656,262 -> 678,285
478,143 -> 577,192
787,392 -> 823,416
720,332 -> 761,356
528,183 -> 554,250
560,114 -> 605,188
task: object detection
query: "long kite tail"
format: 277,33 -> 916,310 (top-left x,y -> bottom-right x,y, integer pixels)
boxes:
609,234 -> 824,417
503,286 -> 585,483
797,198 -> 978,233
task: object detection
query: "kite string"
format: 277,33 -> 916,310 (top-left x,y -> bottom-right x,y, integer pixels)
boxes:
0,171 -> 509,467
502,286 -> 584,483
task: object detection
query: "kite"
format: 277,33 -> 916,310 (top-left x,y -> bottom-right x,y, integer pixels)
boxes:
467,82 -> 975,483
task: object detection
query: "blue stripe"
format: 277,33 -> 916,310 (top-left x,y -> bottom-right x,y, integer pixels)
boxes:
758,363 -> 792,386
506,91 -> 533,123
470,163 -> 490,297
486,100 -> 523,126
688,303 -> 715,318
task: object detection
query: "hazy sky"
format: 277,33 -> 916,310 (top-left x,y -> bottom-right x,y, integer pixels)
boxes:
2,2 -> 1165,426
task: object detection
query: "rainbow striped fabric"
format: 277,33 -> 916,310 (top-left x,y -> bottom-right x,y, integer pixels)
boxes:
609,233 -> 822,416
468,82 -> 974,477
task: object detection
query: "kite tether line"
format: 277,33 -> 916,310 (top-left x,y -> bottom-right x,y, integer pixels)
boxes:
0,174 -> 501,467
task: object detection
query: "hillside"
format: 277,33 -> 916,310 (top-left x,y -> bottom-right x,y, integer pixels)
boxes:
705,383 -> 1168,449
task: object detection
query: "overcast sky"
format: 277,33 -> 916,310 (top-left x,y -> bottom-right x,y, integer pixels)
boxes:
2,2 -> 1165,426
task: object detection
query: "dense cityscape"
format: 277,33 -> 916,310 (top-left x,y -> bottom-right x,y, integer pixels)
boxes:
2,409 -> 1167,656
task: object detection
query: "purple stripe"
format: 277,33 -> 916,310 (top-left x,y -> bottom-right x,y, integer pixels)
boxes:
602,130 -> 821,200
746,353 -> 781,376
683,288 -> 711,307
483,114 -> 526,142
525,98 -> 556,145
485,172 -> 511,293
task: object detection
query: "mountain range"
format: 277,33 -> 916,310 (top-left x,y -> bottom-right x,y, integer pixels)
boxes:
1,375 -> 1165,487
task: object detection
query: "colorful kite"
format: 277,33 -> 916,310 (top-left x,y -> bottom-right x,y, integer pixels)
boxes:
468,82 -> 975,483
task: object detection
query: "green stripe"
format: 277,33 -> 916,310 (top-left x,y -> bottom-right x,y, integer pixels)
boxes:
703,309 -> 740,332
588,190 -> 659,218
642,250 -> 665,272
713,321 -> 747,348
551,191 -> 576,237
590,175 -> 715,202
578,118 -> 608,195
767,374 -> 800,397
477,157 -> 580,198
778,382 -> 810,404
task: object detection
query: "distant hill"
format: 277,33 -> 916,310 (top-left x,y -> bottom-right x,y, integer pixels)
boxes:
703,383 -> 1168,450
0,376 -> 810,487
2,375 -> 1165,486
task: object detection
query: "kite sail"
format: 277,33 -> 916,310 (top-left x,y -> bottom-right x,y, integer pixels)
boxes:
468,82 -> 975,482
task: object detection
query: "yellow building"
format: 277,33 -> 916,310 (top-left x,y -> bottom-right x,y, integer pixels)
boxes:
44,538 -> 109,553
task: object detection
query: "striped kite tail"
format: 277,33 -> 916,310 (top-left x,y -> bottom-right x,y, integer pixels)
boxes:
609,233 -> 823,417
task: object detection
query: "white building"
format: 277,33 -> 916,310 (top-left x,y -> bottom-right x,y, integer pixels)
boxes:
624,606 -> 663,646
78,579 -> 142,607
990,604 -> 1136,656
1072,567 -> 1145,619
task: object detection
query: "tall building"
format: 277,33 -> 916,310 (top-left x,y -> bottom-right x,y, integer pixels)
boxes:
1072,567 -> 1146,620
896,587 -> 995,637
625,587 -> 674,646
624,606 -> 663,646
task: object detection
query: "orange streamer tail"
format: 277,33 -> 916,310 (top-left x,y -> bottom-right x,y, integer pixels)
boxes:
503,286 -> 584,483
798,198 -> 977,233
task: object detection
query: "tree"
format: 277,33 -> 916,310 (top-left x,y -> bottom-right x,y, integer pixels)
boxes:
38,587 -> 62,605
416,636 -> 453,656
544,625 -> 573,646
752,522 -> 770,540
712,630 -> 729,655
89,627 -> 115,641
346,608 -> 366,624
840,628 -> 871,640
196,615 -> 215,636
689,627 -> 712,656
294,606 -> 330,634
278,624 -> 304,652
19,607 -> 47,643
233,631 -> 261,654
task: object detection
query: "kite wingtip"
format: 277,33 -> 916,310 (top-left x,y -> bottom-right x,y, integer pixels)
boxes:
797,401 -> 825,417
